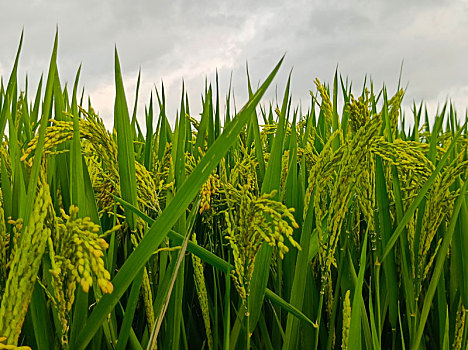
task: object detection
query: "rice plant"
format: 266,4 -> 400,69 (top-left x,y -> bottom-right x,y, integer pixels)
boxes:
0,31 -> 467,350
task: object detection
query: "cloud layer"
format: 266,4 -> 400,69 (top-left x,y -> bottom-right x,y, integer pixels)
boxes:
1,0 -> 467,126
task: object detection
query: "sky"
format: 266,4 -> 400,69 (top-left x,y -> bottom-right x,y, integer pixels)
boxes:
0,0 -> 467,128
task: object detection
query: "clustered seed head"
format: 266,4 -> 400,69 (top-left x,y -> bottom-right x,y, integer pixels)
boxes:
453,304 -> 466,350
371,138 -> 434,187
21,110 -> 161,219
141,267 -> 155,332
78,109 -> 161,217
20,119 -> 74,165
191,234 -> 213,350
330,117 -> 380,254
346,91 -> 370,133
0,178 -> 52,346
314,79 -> 334,129
341,290 -> 351,350
46,203 -> 117,348
280,150 -> 290,189
357,153 -> 375,225
224,184 -> 300,301
388,89 -> 404,137
199,174 -> 220,214
416,156 -> 468,283
228,146 -> 259,194
0,336 -> 31,349
304,129 -> 342,218
305,112 -> 381,313
128,220 -> 156,333
0,206 -> 8,298
52,205 -> 114,295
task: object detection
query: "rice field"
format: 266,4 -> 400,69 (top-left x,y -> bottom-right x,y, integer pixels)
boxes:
1,32 -> 468,350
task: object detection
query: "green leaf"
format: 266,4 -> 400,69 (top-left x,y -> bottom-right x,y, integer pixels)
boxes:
148,226 -> 191,349
130,69 -> 141,140
264,289 -> 314,327
23,30 -> 57,228
194,87 -> 211,159
114,47 -> 139,230
29,282 -> 54,350
250,108 -> 265,181
374,156 -> 398,331
0,30 -> 22,138
283,196 -> 315,349
115,269 -> 144,350
69,64 -> 83,207
143,93 -> 154,170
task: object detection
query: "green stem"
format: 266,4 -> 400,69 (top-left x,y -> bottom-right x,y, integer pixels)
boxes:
246,298 -> 251,349
314,294 -> 324,349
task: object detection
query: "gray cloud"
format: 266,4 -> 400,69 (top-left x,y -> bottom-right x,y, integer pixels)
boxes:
0,0 -> 467,127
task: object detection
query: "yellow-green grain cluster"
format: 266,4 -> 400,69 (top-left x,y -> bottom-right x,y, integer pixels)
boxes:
347,91 -> 370,133
0,178 -> 52,345
0,336 -> 31,350
341,290 -> 351,350
0,207 -> 7,300
191,234 -> 213,350
453,303 -> 466,350
21,111 -> 161,219
224,184 -> 300,301
47,205 -> 116,347
50,205 -> 114,295
199,174 -> 220,214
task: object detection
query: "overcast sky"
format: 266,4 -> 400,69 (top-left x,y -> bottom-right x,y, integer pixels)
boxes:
1,0 -> 467,128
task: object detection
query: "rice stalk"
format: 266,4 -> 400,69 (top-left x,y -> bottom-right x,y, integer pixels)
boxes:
0,174 -> 52,345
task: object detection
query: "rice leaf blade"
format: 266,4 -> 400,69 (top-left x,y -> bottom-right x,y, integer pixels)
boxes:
114,48 -> 139,230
